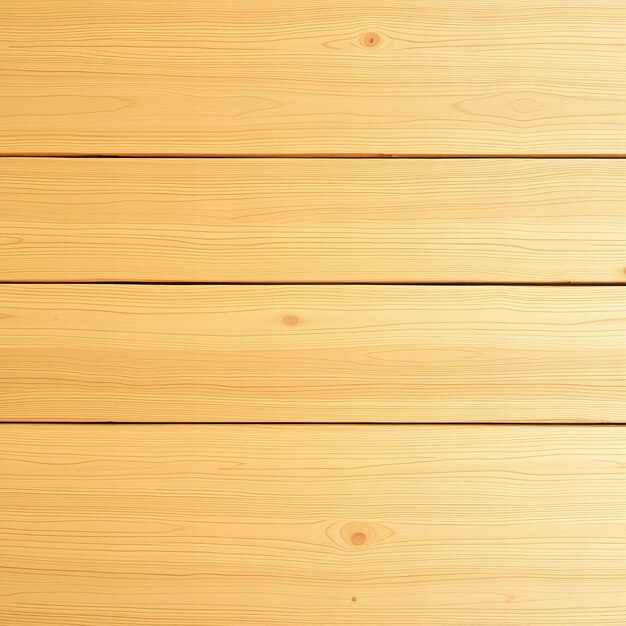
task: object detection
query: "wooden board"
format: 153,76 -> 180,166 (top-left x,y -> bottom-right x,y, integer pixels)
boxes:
2,284 -> 625,422
3,158 -> 626,283
2,1 -> 626,155
2,424 -> 626,625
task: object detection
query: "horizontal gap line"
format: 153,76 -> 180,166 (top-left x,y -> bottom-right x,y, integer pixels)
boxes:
0,421 -> 624,426
2,281 -> 626,287
2,154 -> 626,160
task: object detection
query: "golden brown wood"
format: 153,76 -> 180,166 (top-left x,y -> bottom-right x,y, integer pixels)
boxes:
1,284 -> 625,422
2,424 -> 626,625
2,158 -> 626,282
2,1 -> 626,155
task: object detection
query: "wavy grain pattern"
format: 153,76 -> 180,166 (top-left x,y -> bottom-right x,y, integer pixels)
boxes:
1,424 -> 626,625
2,158 -> 626,282
1,0 -> 626,155
1,284 -> 625,422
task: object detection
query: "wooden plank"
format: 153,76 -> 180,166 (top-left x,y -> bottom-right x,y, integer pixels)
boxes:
2,424 -> 626,625
1,285 -> 625,422
2,158 -> 626,283
1,1 -> 625,155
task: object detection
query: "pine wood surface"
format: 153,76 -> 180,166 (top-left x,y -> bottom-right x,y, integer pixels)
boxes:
2,424 -> 626,625
2,0 -> 626,155
3,1 -> 626,624
3,157 -> 626,283
2,284 -> 625,422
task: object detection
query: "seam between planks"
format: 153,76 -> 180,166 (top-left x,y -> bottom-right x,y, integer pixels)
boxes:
2,281 -> 626,286
2,154 -> 626,159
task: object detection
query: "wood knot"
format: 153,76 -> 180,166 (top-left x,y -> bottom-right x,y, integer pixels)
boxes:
360,32 -> 381,48
340,523 -> 372,547
350,531 -> 368,545
326,520 -> 395,549
282,314 -> 301,327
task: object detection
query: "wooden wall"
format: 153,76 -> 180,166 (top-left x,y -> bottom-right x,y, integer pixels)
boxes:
2,1 -> 626,624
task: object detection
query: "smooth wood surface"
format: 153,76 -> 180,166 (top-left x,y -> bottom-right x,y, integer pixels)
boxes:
2,284 -> 625,422
2,424 -> 626,625
3,158 -> 626,283
2,1 -> 626,155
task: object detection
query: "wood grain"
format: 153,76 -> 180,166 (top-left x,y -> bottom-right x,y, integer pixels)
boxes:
1,284 -> 625,422
3,158 -> 626,283
2,424 -> 626,625
2,0 -> 626,155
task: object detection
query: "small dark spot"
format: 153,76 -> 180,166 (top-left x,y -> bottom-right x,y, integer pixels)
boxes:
351,531 -> 367,545
351,597 -> 357,603
282,314 -> 301,327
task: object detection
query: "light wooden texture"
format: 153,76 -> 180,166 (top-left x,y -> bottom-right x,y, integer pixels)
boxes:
3,158 -> 626,283
2,1 -> 626,155
2,284 -> 625,422
2,424 -> 626,625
